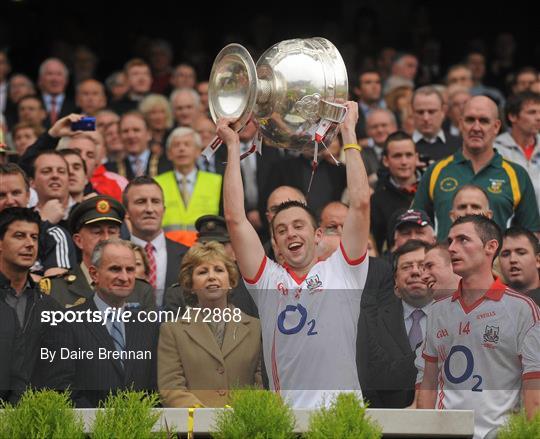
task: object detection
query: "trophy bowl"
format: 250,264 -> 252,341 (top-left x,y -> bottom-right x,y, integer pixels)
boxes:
209,37 -> 348,153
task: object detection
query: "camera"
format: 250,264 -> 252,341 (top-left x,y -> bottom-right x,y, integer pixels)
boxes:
71,117 -> 96,131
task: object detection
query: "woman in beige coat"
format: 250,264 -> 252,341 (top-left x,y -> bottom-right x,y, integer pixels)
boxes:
158,241 -> 262,407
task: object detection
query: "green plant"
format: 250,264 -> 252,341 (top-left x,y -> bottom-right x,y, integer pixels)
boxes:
212,388 -> 296,439
498,410 -> 540,438
0,388 -> 84,439
305,393 -> 382,439
91,389 -> 167,439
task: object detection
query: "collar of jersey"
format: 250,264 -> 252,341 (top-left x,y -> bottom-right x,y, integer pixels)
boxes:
454,149 -> 502,167
282,259 -> 323,286
451,276 -> 506,302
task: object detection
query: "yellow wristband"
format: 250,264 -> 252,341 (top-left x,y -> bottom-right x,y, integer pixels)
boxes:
343,143 -> 362,152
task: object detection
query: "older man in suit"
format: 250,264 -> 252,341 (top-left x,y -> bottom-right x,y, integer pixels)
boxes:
366,239 -> 433,408
105,112 -> 171,179
45,238 -> 159,407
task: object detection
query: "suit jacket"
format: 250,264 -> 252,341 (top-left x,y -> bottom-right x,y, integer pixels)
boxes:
42,96 -> 77,128
104,153 -> 172,180
164,238 -> 189,290
45,300 -> 159,407
47,264 -> 156,310
158,308 -> 262,407
364,298 -> 418,408
355,257 -> 395,407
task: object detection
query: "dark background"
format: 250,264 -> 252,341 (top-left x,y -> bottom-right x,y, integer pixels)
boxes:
1,0 -> 539,83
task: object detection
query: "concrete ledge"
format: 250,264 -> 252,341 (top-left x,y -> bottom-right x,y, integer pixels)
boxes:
76,408 -> 474,437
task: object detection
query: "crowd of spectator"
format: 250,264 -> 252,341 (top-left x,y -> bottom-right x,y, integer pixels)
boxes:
1,34 -> 540,438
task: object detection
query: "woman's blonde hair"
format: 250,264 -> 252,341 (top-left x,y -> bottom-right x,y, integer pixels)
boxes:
179,241 -> 239,291
129,242 -> 151,278
139,94 -> 173,129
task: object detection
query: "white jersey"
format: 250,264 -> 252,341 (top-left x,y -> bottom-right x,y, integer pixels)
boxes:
422,278 -> 540,439
244,243 -> 369,408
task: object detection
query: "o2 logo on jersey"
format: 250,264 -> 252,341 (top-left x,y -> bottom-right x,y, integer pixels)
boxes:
277,303 -> 318,336
444,345 -> 483,392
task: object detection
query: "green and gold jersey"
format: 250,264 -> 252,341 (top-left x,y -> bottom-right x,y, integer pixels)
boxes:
412,149 -> 540,240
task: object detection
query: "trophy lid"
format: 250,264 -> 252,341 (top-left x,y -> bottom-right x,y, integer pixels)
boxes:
209,44 -> 257,132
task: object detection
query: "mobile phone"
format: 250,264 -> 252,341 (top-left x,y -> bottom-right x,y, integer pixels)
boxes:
71,117 -> 96,131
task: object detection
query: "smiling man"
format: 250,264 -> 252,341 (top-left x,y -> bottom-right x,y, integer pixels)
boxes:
367,239 -> 432,408
419,215 -> 540,438
219,101 -> 370,408
123,176 -> 188,305
421,243 -> 460,299
413,95 -> 540,240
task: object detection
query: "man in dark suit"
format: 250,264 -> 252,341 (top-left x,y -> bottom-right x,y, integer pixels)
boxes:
45,238 -> 159,407
124,176 -> 189,307
38,58 -> 77,127
365,239 -> 433,408
105,112 -> 171,179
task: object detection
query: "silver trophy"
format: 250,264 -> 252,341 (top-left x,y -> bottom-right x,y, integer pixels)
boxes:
205,38 -> 348,157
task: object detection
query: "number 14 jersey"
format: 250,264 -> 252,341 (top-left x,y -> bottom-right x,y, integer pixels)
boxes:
423,277 -> 540,438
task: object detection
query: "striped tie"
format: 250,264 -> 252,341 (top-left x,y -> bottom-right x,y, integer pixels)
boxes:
110,319 -> 125,368
50,95 -> 58,124
145,242 -> 157,290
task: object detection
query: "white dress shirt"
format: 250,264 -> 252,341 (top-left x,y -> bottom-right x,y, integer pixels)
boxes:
128,148 -> 151,176
131,231 -> 167,306
402,300 -> 433,339
42,93 -> 65,114
412,129 -> 447,144
174,167 -> 198,199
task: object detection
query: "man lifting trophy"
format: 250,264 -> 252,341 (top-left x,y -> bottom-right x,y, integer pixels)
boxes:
212,38 -> 372,408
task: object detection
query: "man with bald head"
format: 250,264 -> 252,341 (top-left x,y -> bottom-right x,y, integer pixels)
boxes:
413,96 -> 540,240
76,79 -> 107,116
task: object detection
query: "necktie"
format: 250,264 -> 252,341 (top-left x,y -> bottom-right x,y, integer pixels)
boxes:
50,96 -> 58,124
145,242 -> 157,290
408,308 -> 425,350
110,319 -> 125,368
134,157 -> 144,177
180,176 -> 190,206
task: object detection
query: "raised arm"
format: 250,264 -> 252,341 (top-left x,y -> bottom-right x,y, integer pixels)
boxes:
341,101 -> 370,261
217,118 -> 266,280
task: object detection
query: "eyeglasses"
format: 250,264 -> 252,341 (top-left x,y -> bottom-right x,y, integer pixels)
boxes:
323,224 -> 343,236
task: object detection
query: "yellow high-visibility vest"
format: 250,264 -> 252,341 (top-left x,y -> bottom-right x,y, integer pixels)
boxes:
155,170 -> 222,232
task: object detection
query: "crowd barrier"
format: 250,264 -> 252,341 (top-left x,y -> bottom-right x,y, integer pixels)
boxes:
73,407 -> 474,437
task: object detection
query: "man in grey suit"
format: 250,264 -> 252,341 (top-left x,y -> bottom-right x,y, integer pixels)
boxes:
124,176 -> 189,307
45,238 -> 159,407
366,239 -> 434,408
